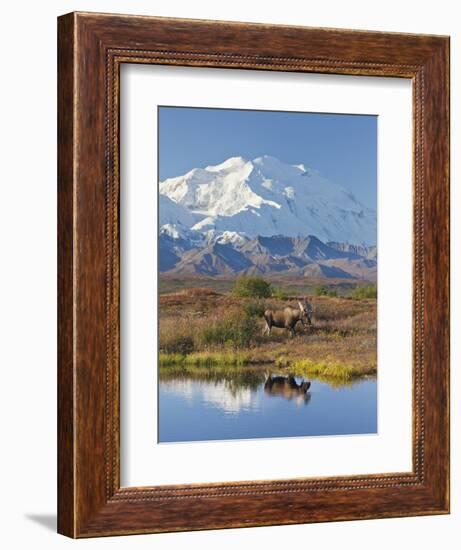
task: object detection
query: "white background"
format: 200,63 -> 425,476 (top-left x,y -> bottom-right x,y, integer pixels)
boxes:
121,66 -> 413,486
0,1 -> 458,548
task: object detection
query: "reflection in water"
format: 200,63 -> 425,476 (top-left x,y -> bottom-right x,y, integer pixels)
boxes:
264,375 -> 311,406
160,378 -> 257,415
158,366 -> 377,443
159,369 -> 266,415
160,372 -> 312,415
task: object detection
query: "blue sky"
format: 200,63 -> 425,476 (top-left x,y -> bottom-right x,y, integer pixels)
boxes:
158,106 -> 377,209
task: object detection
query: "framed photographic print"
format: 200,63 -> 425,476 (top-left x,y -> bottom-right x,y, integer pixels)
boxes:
58,12 -> 450,537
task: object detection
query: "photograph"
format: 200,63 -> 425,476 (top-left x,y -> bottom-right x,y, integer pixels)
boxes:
0,1 -> 453,545
157,106 -> 378,443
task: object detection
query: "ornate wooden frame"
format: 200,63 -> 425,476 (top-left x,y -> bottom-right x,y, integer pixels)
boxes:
57,12 -> 450,538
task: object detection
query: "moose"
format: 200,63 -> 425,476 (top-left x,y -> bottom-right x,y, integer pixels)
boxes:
264,375 -> 311,404
262,298 -> 313,337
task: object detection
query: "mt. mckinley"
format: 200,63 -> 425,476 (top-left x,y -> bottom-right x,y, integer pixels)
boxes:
159,156 -> 377,280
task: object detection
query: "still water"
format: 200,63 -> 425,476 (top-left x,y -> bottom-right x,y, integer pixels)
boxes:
158,368 -> 377,443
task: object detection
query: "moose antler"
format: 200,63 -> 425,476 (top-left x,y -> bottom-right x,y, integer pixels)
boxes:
304,296 -> 314,313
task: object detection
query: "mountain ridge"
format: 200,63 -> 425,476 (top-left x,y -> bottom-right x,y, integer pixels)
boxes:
159,233 -> 377,280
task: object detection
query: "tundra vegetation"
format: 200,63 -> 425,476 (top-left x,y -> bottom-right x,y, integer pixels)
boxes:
159,276 -> 377,385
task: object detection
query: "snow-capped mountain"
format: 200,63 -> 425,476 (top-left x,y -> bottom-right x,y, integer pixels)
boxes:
158,195 -> 197,238
158,156 -> 377,279
159,155 -> 376,246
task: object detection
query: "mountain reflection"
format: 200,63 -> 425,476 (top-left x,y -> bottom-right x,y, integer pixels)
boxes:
160,378 -> 257,414
159,369 -> 312,414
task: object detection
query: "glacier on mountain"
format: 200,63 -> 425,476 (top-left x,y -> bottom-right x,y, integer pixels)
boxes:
159,155 -> 376,246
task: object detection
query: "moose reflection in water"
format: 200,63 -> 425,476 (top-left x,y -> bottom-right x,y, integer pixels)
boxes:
264,374 -> 312,405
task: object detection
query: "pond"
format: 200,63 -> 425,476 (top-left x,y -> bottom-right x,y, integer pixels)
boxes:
158,367 -> 377,443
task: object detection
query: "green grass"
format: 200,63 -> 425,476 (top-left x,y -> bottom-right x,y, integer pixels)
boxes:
271,286 -> 288,300
159,351 -> 376,383
287,358 -> 376,381
242,299 -> 267,318
159,351 -> 254,368
351,284 -> 377,299
315,285 -> 338,297
233,276 -> 272,298
201,312 -> 259,348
